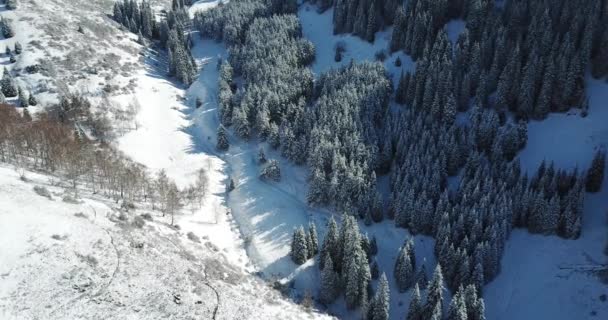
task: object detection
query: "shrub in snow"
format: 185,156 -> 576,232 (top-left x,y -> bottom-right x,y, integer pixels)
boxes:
24,64 -> 40,74
28,94 -> 37,106
14,42 -> 21,54
33,186 -> 52,199
62,195 -> 80,204
259,159 -> 280,182
374,50 -> 387,62
257,148 -> 266,164
132,215 -> 146,228
187,231 -> 201,243
335,41 -> 346,62
6,0 -> 17,10
140,213 -> 153,221
226,177 -> 235,193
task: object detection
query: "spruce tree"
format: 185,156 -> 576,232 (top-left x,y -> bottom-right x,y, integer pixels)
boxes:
394,245 -> 414,292
18,87 -> 27,108
586,150 -> 606,193
407,283 -> 423,320
291,226 -> 309,265
320,216 -> 338,270
319,252 -> 338,304
426,264 -> 445,318
216,125 -> 229,151
371,273 -> 390,320
1,69 -> 16,97
308,222 -> 319,257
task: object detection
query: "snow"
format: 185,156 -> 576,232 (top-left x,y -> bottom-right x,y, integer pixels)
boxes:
445,19 -> 465,44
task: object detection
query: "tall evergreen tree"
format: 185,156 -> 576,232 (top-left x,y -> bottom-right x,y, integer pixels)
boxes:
291,226 -> 309,265
586,149 -> 606,192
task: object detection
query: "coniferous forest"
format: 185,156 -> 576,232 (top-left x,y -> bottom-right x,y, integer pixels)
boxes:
194,0 -> 608,318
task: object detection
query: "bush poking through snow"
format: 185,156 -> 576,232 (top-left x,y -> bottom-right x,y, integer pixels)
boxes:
74,212 -> 87,219
141,213 -> 153,221
132,215 -> 146,228
226,177 -> 235,193
374,50 -> 387,62
259,159 -> 281,182
335,41 -> 346,62
33,186 -> 52,199
187,232 -> 201,243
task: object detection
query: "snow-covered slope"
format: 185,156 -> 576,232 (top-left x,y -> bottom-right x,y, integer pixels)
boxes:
0,165 -> 329,319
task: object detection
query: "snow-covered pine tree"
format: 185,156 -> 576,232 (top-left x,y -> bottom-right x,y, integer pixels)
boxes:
370,273 -> 390,320
291,226 -> 309,265
394,245 -> 414,292
257,147 -> 267,164
447,287 -> 468,320
216,125 -> 229,151
426,264 -> 445,318
586,149 -> 606,193
407,283 -> 423,320
319,215 -> 338,270
0,68 -> 17,98
319,252 -> 339,304
308,222 -> 319,257
17,87 -> 28,108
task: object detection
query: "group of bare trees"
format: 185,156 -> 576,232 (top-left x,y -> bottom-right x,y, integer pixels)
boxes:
0,102 -> 209,225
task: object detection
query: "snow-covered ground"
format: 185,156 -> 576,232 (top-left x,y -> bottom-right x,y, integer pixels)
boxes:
0,164 -> 327,319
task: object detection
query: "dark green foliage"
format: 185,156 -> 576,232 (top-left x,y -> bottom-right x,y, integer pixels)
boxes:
291,226 -> 309,265
586,149 -> 606,193
216,125 -> 229,151
1,69 -> 17,97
